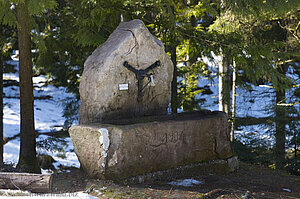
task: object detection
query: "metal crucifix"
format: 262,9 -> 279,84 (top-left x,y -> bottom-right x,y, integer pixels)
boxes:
123,60 -> 160,102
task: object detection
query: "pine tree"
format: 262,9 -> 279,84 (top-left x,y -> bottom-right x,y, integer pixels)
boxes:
0,0 -> 57,173
33,0 -> 123,97
215,0 -> 300,162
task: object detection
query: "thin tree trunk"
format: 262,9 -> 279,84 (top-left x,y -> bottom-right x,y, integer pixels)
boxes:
16,0 -> 40,173
171,45 -> 177,114
0,52 -> 3,165
219,56 -> 223,111
230,58 -> 237,142
170,5 -> 177,114
219,52 -> 231,115
274,57 -> 288,168
275,90 -> 286,168
294,131 -> 297,157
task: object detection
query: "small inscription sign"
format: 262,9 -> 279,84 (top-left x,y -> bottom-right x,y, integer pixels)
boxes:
119,84 -> 129,91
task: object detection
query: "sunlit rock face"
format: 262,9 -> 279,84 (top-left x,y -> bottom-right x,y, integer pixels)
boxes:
71,19 -> 235,181
79,19 -> 173,124
70,111 -> 234,180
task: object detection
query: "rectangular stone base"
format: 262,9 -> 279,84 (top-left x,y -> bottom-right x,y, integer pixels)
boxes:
69,111 -> 233,180
123,156 -> 239,184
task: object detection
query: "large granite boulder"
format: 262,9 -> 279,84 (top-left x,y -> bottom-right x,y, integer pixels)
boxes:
70,111 -> 234,180
79,19 -> 173,124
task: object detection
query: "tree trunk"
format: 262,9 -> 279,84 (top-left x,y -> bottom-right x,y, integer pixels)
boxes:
219,52 -> 231,115
170,5 -> 177,114
0,52 -> 3,165
274,89 -> 286,168
274,62 -> 289,168
230,58 -> 237,142
16,1 -> 40,173
170,45 -> 177,114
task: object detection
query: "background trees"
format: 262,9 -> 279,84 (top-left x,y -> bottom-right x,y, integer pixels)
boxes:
1,0 -> 57,173
216,0 -> 300,169
0,0 -> 299,173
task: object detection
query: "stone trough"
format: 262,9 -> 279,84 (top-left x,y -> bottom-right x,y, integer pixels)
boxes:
70,19 -> 237,181
70,110 -> 235,180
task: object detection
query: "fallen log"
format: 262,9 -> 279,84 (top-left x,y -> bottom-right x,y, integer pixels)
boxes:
0,172 -> 52,193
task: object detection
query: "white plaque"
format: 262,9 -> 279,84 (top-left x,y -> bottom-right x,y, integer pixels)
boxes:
119,83 -> 129,90
150,75 -> 155,86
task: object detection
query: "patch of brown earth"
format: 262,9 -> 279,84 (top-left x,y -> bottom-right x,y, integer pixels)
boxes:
52,162 -> 300,198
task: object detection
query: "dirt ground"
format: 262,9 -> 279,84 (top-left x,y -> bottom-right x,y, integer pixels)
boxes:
52,162 -> 300,198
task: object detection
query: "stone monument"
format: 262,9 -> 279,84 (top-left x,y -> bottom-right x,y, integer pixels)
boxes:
70,19 -> 238,181
78,19 -> 173,124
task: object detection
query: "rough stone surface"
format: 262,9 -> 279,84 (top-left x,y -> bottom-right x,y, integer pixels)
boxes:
69,111 -> 233,180
79,19 -> 173,124
227,156 -> 239,172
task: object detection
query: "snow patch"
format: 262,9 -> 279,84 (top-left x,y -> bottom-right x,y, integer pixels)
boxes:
282,188 -> 291,192
167,179 -> 204,187
3,60 -> 80,169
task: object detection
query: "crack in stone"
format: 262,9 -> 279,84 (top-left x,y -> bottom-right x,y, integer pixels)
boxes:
121,28 -> 139,66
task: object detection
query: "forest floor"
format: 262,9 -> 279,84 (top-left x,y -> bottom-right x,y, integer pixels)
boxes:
52,162 -> 300,199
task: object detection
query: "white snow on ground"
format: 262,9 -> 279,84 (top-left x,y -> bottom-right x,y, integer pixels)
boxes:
198,56 -> 300,147
235,124 -> 275,147
167,179 -> 204,187
198,75 -> 276,118
198,76 -> 279,145
3,60 -> 80,169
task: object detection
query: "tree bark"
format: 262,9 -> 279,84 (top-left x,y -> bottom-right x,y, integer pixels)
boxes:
274,62 -> 288,168
170,45 -> 177,113
0,52 -> 3,165
274,89 -> 286,168
230,58 -> 237,142
0,172 -> 52,193
170,5 -> 178,114
219,51 -> 231,115
16,0 -> 40,173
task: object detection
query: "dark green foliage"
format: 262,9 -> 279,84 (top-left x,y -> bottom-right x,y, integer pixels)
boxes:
0,1 -> 17,27
295,87 -> 300,98
285,156 -> 300,175
234,138 -> 300,176
32,0 -> 123,97
235,101 -> 300,175
177,61 -> 212,111
222,0 -> 300,19
37,136 -> 68,154
61,97 -> 80,129
233,140 -> 274,165
37,154 -> 56,170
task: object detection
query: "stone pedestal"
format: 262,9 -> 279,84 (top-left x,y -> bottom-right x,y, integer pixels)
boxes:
69,111 -> 234,180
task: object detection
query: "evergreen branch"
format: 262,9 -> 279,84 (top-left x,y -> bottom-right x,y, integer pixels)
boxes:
177,25 -> 241,50
277,21 -> 300,43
